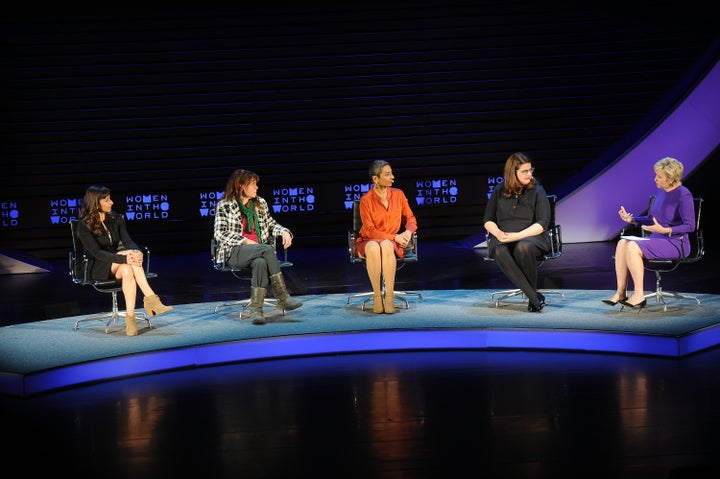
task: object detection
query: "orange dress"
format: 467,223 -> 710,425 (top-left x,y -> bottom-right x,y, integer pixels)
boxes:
356,187 -> 418,258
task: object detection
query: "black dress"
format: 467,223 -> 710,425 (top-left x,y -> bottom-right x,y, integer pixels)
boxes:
75,212 -> 139,280
483,182 -> 551,256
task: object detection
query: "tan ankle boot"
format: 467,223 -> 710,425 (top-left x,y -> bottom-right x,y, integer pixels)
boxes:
143,294 -> 173,317
373,294 -> 384,314
125,312 -> 138,336
384,293 -> 396,314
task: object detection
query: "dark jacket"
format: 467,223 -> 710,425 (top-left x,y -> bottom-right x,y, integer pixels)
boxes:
75,212 -> 139,280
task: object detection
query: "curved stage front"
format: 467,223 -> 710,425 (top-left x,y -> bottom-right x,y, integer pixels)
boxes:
2,288 -> 719,397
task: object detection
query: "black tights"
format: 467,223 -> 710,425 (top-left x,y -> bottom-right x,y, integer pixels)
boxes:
491,240 -> 543,307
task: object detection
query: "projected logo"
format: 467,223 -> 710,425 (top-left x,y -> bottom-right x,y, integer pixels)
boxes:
125,193 -> 171,221
272,186 -> 315,212
199,191 -> 224,217
1,200 -> 20,228
49,196 -> 82,225
343,183 -> 373,209
487,175 -> 504,198
415,178 -> 458,206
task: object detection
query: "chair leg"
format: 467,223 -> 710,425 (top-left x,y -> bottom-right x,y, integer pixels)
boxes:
347,291 -> 375,310
644,271 -> 701,312
214,297 -> 283,317
392,291 -> 423,309
538,289 -> 565,302
73,291 -> 152,334
489,288 -> 565,308
489,288 -> 525,308
349,274 -> 422,311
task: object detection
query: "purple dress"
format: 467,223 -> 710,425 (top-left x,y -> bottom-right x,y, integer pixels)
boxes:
635,186 -> 695,259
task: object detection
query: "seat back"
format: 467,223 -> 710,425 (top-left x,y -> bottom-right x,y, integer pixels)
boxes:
210,237 -> 224,270
211,237 -> 292,273
69,219 -> 85,283
545,195 -> 562,260
348,199 -> 417,264
686,197 -> 704,262
639,196 -> 703,265
484,194 -> 561,262
70,218 -> 155,287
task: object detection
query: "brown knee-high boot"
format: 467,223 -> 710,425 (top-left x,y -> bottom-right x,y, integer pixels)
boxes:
270,273 -> 302,311
249,287 -> 267,325
143,294 -> 173,317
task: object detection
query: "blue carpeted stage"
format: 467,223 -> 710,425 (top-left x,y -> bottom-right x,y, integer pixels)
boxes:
2,288 -> 719,397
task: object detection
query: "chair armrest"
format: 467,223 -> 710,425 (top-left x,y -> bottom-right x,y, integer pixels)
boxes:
348,231 -> 358,259
139,245 -> 152,273
273,235 -> 291,265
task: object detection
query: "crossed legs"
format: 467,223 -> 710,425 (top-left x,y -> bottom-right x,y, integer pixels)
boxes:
114,263 -> 156,317
611,239 -> 645,305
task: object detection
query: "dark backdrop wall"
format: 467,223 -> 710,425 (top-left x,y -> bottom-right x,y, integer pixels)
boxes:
3,2 -> 718,260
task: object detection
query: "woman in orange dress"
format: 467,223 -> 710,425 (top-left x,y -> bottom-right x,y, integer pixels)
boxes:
356,160 -> 418,314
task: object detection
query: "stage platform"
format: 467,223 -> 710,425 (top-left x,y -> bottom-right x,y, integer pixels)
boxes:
2,288 -> 719,397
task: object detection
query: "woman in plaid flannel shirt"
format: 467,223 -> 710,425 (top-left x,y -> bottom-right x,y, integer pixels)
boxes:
213,169 -> 302,324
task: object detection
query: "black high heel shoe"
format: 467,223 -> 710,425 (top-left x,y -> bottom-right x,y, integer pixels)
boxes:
621,298 -> 647,310
528,293 -> 546,313
602,296 -> 628,306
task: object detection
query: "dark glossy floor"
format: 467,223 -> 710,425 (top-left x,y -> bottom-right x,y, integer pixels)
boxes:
2,241 -> 720,478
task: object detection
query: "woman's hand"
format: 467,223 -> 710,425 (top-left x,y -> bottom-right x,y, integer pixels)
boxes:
281,230 -> 293,249
642,217 -> 671,235
618,206 -> 633,223
496,231 -> 518,243
120,249 -> 143,267
395,231 -> 411,248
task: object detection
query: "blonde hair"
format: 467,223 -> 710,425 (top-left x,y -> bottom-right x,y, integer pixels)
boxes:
654,157 -> 684,187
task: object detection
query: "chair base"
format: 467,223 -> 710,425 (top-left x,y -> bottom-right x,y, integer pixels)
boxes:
347,291 -> 423,311
643,290 -> 701,312
73,311 -> 153,334
489,288 -> 565,308
214,298 -> 286,316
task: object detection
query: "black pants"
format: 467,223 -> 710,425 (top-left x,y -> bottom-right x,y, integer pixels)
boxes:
490,240 -> 544,307
227,244 -> 281,288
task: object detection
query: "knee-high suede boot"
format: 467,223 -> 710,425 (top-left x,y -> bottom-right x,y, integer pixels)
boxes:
270,273 -> 303,312
249,287 -> 267,325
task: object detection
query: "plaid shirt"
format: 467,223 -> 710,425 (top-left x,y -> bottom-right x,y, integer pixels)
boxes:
213,196 -> 291,265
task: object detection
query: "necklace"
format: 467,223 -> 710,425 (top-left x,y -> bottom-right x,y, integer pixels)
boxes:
101,218 -> 112,243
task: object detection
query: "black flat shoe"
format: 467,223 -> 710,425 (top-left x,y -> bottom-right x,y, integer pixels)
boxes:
621,298 -> 647,310
602,296 -> 628,306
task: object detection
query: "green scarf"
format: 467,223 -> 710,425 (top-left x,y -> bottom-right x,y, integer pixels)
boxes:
238,199 -> 262,243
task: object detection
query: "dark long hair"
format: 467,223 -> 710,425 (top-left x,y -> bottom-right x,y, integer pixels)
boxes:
222,169 -> 262,210
79,185 -> 112,235
502,152 -> 536,198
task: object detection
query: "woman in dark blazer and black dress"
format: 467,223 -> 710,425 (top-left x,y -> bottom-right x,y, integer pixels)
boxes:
483,152 -> 551,312
76,185 -> 172,336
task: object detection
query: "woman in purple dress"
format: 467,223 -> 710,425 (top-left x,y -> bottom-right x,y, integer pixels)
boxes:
603,157 -> 696,310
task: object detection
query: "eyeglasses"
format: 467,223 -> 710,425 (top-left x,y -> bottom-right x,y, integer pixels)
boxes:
517,167 -> 535,175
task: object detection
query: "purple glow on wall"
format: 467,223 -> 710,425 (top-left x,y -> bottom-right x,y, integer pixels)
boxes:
556,61 -> 720,243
